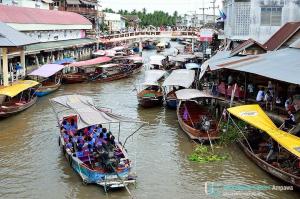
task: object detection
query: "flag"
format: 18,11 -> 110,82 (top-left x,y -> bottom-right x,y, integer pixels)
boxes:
218,9 -> 227,20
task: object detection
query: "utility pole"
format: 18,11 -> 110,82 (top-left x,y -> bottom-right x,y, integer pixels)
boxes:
209,0 -> 219,22
198,7 -> 209,26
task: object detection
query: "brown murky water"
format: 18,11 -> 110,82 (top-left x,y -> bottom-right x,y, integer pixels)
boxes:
0,42 -> 299,199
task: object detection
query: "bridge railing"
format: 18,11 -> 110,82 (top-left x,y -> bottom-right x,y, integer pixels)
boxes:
98,31 -> 199,42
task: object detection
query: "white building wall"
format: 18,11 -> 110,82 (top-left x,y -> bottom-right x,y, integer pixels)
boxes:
224,0 -> 300,43
24,29 -> 86,42
1,0 -> 50,9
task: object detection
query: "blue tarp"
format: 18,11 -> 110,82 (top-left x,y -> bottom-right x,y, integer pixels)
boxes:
53,57 -> 75,65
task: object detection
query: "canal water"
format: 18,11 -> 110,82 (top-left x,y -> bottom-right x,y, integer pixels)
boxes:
0,41 -> 299,199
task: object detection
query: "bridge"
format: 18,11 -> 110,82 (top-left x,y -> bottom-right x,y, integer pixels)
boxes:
98,31 -> 200,43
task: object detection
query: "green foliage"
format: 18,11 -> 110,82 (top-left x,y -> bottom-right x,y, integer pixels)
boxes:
112,8 -> 180,27
188,145 -> 228,163
218,120 -> 246,146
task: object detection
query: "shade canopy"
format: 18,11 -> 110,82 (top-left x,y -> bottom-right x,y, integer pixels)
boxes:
176,89 -> 215,100
112,46 -> 126,51
0,80 -> 39,97
162,69 -> 195,88
53,57 -> 75,65
105,50 -> 117,57
29,64 -> 64,78
156,42 -> 166,47
185,63 -> 200,70
69,56 -> 112,68
227,105 -> 300,158
149,55 -> 166,66
142,70 -> 166,86
50,95 -> 144,130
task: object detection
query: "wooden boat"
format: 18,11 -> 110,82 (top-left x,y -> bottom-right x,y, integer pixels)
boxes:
63,56 -> 112,84
0,80 -> 39,118
156,42 -> 166,53
227,105 -> 300,188
50,95 -> 146,191
176,89 -> 221,142
137,70 -> 166,108
143,39 -> 159,50
29,64 -> 64,97
162,69 -> 195,109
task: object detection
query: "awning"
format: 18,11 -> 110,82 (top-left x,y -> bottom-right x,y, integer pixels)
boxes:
69,56 -> 112,68
143,70 -> 166,85
176,89 -> 216,100
112,46 -> 127,51
0,80 -> 39,97
29,64 -> 64,78
66,0 -> 81,5
53,57 -> 75,65
162,69 -> 195,88
185,63 -> 200,70
92,50 -> 106,56
105,49 -> 116,57
25,38 -> 96,53
207,47 -> 300,85
227,105 -> 300,158
80,0 -> 97,6
50,95 -> 144,129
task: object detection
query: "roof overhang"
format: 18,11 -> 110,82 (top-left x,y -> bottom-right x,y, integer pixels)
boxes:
7,23 -> 92,31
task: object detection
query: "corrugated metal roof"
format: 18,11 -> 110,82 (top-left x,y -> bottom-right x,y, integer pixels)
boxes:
66,0 -> 81,4
208,48 -> 300,85
0,4 -> 91,25
0,22 -> 38,47
263,22 -> 300,51
230,38 -> 266,56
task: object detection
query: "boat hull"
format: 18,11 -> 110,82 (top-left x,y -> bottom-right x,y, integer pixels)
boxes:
0,96 -> 37,118
59,136 -> 135,189
176,101 -> 220,141
239,140 -> 300,188
62,74 -> 87,84
166,98 -> 178,109
36,83 -> 61,97
138,96 -> 163,108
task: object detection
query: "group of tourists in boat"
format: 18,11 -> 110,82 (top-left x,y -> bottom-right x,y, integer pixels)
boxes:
50,95 -> 146,192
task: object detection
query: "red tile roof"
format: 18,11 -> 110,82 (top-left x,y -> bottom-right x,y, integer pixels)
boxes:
230,38 -> 266,56
263,22 -> 300,51
0,5 -> 91,25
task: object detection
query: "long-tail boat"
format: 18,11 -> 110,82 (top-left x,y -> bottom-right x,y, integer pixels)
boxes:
49,95 -> 146,191
176,89 -> 221,142
63,56 -> 112,84
91,63 -> 132,83
0,80 -> 39,118
137,70 -> 166,108
28,64 -> 64,97
227,105 -> 300,188
162,69 -> 195,109
156,42 -> 166,53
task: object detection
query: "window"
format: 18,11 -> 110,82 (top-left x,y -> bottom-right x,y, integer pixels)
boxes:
261,7 -> 282,26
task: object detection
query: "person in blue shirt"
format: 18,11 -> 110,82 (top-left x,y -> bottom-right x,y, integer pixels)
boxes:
76,147 -> 84,158
62,120 -> 71,131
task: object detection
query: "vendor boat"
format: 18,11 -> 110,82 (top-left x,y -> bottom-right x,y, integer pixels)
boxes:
28,64 -> 64,97
49,95 -> 146,192
176,89 -> 221,142
227,105 -> 300,188
137,70 -> 166,108
162,69 -> 195,109
0,80 -> 39,118
91,63 -> 132,83
63,57 -> 112,84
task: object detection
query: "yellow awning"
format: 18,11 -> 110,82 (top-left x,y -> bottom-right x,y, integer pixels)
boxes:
0,80 -> 40,97
227,104 -> 300,158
